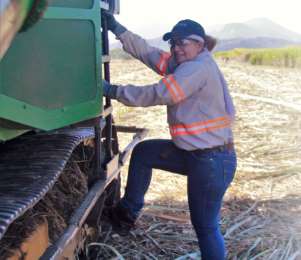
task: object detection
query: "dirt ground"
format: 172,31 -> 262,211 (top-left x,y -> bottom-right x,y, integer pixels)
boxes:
95,59 -> 301,259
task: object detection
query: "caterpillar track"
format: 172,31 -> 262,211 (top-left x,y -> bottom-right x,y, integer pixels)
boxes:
0,124 -> 147,259
0,128 -> 94,241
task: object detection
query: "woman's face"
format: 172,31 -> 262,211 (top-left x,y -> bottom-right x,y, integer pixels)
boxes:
170,38 -> 204,64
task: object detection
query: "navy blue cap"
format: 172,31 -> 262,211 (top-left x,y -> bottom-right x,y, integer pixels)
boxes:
163,19 -> 206,41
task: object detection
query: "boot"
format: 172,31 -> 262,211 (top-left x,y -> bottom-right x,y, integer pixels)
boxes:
108,203 -> 137,235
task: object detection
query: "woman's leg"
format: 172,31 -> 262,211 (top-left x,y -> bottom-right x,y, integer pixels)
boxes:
186,149 -> 237,260
120,139 -> 186,217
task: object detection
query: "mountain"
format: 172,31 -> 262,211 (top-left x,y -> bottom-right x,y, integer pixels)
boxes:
147,38 -> 169,51
210,18 -> 301,51
245,18 -> 301,42
211,18 -> 301,42
210,23 -> 259,39
214,37 -> 296,52
110,37 -> 169,50
110,18 -> 301,52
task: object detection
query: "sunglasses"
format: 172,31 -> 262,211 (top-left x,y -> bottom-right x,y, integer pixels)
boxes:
168,38 -> 198,48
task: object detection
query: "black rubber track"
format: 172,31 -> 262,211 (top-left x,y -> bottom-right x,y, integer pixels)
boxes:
0,128 -> 94,240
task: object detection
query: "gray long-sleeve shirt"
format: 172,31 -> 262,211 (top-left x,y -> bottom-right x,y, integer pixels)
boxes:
115,30 -> 235,151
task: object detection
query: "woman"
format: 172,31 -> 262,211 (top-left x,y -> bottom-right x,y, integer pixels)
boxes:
103,14 -> 237,260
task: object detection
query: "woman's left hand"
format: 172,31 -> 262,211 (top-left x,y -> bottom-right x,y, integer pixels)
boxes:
102,80 -> 118,99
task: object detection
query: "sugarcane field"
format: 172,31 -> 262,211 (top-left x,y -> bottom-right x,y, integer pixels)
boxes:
91,58 -> 301,259
1,1 -> 301,259
1,56 -> 300,260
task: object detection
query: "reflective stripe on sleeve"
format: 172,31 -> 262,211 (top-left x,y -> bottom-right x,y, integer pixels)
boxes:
170,116 -> 231,136
162,75 -> 186,103
162,78 -> 178,103
156,52 -> 171,76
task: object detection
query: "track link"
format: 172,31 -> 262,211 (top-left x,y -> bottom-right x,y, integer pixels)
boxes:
0,128 -> 94,240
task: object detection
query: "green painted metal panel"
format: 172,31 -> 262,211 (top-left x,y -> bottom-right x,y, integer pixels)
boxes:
48,0 -> 94,9
0,0 -> 103,141
1,19 -> 97,109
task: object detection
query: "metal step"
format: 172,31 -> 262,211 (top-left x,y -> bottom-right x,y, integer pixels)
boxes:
41,125 -> 148,259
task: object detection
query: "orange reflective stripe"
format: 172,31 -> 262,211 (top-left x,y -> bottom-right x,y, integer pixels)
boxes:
171,116 -> 228,130
160,54 -> 169,75
170,121 -> 230,137
162,78 -> 178,103
170,117 -> 231,137
156,52 -> 171,75
168,75 -> 185,101
163,75 -> 186,103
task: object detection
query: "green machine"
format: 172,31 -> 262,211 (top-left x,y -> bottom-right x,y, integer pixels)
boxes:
0,0 -> 103,141
0,0 -> 147,258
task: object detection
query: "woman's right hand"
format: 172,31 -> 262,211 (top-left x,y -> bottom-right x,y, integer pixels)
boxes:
102,11 -> 127,36
102,11 -> 117,31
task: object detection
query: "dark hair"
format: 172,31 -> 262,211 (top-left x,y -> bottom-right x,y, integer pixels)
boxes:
205,35 -> 217,52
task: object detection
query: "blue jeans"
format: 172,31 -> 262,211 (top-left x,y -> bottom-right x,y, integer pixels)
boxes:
120,139 -> 237,260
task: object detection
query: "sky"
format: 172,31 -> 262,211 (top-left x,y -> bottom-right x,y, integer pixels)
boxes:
112,0 -> 301,40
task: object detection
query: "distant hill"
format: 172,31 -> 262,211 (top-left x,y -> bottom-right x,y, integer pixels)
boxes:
211,23 -> 259,39
214,37 -> 297,52
110,37 -> 169,51
211,18 -> 301,42
245,18 -> 301,42
110,18 -> 301,54
147,38 -> 169,51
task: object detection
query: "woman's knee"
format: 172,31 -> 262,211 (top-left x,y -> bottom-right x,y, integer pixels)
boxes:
132,139 -> 168,158
131,140 -> 152,158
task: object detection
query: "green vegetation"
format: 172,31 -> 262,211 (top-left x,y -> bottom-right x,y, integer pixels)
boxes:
215,46 -> 301,68
110,46 -> 301,68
